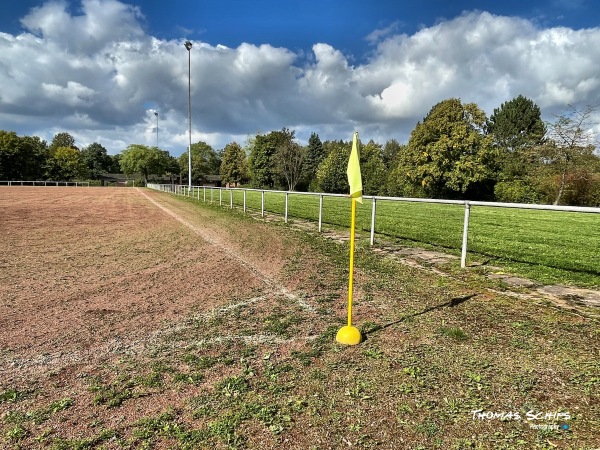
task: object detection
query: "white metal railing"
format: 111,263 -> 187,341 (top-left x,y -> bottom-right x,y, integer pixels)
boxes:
147,183 -> 600,269
0,180 -> 90,187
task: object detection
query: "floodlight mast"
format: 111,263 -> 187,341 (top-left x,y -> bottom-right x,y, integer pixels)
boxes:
154,111 -> 158,147
184,40 -> 193,190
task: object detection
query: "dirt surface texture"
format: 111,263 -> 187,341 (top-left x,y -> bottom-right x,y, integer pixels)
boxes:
0,187 -> 598,449
1,188 -> 298,374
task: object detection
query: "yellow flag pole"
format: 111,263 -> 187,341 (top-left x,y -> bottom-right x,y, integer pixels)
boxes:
336,196 -> 362,345
347,197 -> 356,327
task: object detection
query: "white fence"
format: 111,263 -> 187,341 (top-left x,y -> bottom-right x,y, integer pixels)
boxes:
0,180 -> 90,187
147,183 -> 600,269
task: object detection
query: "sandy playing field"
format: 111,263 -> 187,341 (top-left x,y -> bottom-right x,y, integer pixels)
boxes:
1,188 -> 261,364
0,187 -> 325,447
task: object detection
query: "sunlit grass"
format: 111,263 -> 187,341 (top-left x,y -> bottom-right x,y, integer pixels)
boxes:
191,187 -> 600,286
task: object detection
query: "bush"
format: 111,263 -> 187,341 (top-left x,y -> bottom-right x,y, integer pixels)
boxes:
384,165 -> 426,198
494,180 -> 539,204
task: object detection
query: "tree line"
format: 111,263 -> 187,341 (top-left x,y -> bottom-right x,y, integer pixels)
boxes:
1,95 -> 599,206
0,131 -> 121,182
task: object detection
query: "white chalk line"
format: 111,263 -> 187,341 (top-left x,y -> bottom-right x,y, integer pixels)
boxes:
138,189 -> 316,313
1,293 -> 317,374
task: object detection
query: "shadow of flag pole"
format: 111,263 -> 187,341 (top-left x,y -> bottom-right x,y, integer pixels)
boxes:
336,132 -> 363,346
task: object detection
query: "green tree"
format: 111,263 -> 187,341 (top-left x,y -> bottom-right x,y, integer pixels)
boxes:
107,154 -> 123,173
275,141 -> 306,191
360,140 -> 386,196
316,140 -> 350,194
487,95 -> 546,181
0,131 -> 22,180
487,95 -> 546,152
179,141 -> 220,184
249,128 -> 295,188
48,132 -> 77,155
119,144 -> 172,184
401,98 -> 497,199
383,140 -> 419,197
303,132 -> 325,190
220,142 -> 249,186
385,163 -> 426,198
18,135 -> 48,180
382,139 -> 404,169
0,131 -> 48,180
165,155 -> 181,184
47,146 -> 87,180
81,142 -> 111,179
316,138 -> 387,195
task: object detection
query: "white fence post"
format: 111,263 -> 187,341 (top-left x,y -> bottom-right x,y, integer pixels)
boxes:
219,188 -> 222,206
285,192 -> 289,223
261,191 -> 265,217
370,198 -> 377,246
243,190 -> 247,212
318,194 -> 323,233
461,202 -> 471,268
230,188 -> 233,209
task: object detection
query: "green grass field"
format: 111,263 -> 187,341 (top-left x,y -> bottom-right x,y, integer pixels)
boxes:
191,187 -> 600,287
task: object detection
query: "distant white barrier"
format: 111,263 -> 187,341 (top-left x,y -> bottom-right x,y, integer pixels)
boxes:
0,180 -> 90,187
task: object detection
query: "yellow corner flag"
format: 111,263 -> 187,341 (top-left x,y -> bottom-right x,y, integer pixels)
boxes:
336,131 -> 363,346
346,131 -> 363,204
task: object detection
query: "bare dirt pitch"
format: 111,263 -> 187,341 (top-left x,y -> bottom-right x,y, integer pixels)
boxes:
0,187 -> 598,449
0,187 -> 339,448
0,188 -> 266,362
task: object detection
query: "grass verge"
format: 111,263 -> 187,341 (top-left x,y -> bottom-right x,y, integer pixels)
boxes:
191,187 -> 600,287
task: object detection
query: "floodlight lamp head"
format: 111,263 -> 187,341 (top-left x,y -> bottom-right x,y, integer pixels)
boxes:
184,41 -> 193,51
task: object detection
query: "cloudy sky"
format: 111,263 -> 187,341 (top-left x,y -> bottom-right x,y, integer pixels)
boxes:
1,0 -> 600,156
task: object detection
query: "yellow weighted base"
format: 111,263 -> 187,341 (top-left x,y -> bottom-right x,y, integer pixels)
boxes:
336,325 -> 362,345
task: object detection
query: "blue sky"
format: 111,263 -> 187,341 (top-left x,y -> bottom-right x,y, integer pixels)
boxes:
1,0 -> 599,155
3,0 -> 597,56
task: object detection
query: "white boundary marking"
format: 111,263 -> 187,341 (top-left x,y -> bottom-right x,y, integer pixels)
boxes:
138,189 -> 316,312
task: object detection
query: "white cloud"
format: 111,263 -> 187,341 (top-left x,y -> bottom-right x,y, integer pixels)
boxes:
42,81 -> 97,106
21,0 -> 144,53
366,21 -> 402,44
1,3 -> 600,155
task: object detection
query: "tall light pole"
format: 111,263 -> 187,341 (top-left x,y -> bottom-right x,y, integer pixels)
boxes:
184,40 -> 193,190
154,111 -> 159,147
